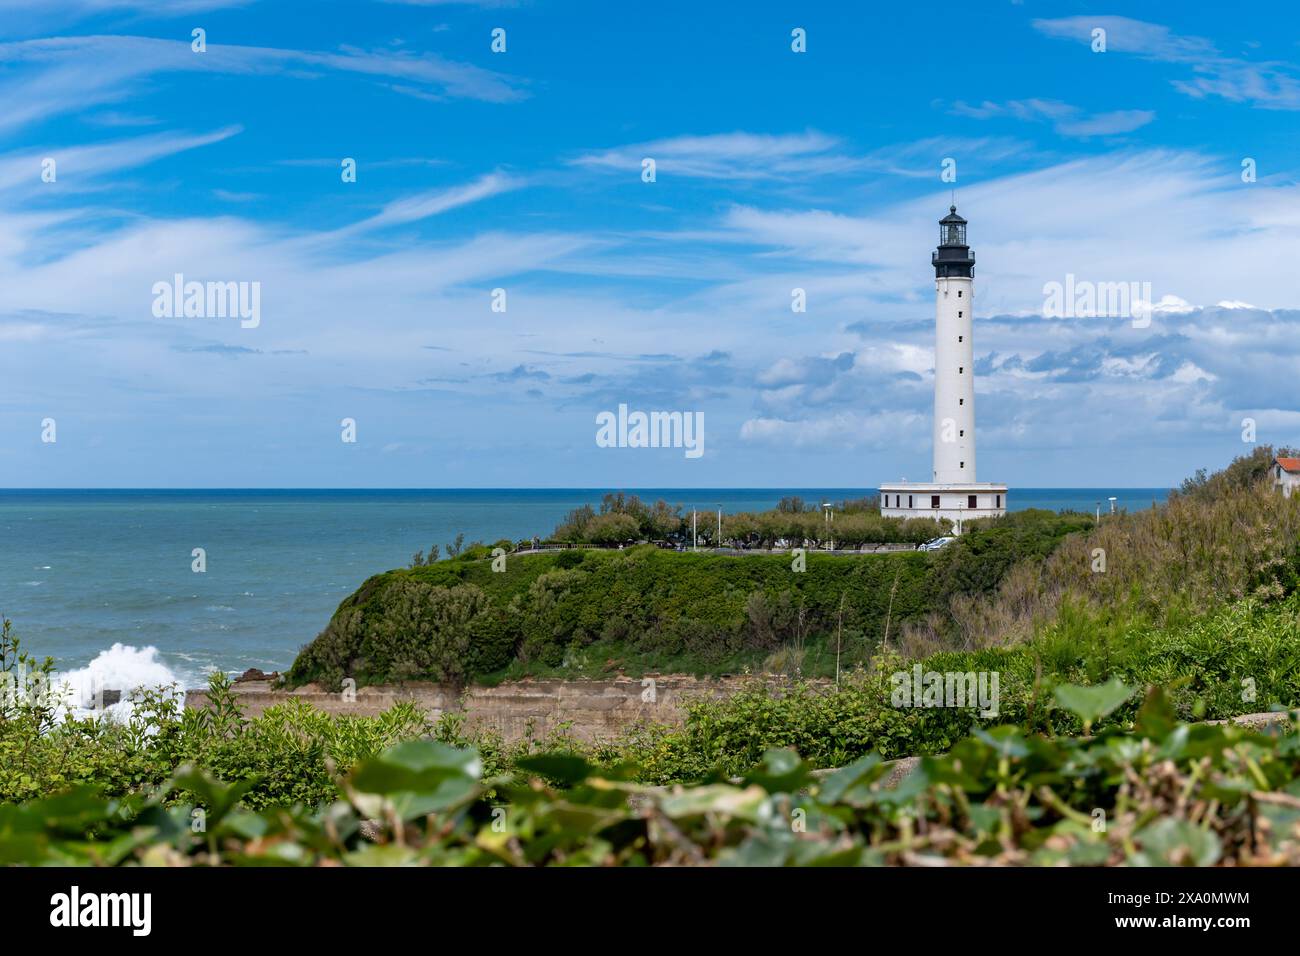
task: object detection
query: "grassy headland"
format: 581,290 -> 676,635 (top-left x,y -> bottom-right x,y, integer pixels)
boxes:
284,509 -> 1094,688
287,446 -> 1300,690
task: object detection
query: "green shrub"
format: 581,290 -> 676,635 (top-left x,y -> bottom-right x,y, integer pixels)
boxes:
8,683 -> 1300,867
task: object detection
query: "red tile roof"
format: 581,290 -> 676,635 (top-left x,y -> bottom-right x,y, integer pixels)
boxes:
1277,457 -> 1300,473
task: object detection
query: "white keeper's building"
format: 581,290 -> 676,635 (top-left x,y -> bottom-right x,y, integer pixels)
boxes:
879,206 -> 1007,533
1274,457 -> 1300,498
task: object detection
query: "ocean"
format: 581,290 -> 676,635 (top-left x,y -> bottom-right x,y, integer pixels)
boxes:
1,488 -> 1168,688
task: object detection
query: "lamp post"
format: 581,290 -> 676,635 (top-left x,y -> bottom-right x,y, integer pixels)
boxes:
717,504 -> 722,550
1108,496 -> 1117,515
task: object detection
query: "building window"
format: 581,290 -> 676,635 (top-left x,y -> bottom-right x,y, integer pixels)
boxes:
895,495 -> 901,508
959,398 -> 964,405
960,461 -> 965,468
958,335 -> 963,342
968,495 -> 977,509
959,429 -> 964,436
908,495 -> 913,508
958,311 -> 963,318
996,494 -> 1002,508
957,290 -> 962,297
930,495 -> 940,509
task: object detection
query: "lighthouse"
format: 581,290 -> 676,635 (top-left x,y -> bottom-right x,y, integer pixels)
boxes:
878,206 -> 1007,534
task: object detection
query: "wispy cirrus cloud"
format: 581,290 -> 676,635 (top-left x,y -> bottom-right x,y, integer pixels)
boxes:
1033,16 -> 1300,110
570,131 -> 855,181
570,131 -> 1029,183
0,125 -> 240,193
324,171 -> 524,239
854,135 -> 1029,179
0,33 -> 528,133
951,98 -> 1155,138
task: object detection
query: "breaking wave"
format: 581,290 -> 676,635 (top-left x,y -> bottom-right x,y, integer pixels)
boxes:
50,644 -> 186,723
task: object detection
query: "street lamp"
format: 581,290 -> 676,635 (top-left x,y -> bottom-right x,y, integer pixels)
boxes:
1108,496 -> 1118,515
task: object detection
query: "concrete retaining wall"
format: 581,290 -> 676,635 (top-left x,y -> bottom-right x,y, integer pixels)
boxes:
186,675 -> 809,743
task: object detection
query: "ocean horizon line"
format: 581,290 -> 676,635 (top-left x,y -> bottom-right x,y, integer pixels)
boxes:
0,485 -> 1175,493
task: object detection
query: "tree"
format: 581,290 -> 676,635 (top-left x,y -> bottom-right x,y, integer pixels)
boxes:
553,505 -> 595,543
585,512 -> 640,545
361,581 -> 494,684
409,544 -> 441,568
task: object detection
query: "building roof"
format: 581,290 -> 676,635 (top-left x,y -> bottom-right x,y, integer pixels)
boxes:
939,205 -> 966,224
878,482 -> 1007,491
1277,457 -> 1300,473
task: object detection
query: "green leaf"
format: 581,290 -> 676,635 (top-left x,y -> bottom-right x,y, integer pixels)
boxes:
1132,817 -> 1221,866
1054,679 -> 1134,726
514,753 -> 592,787
659,784 -> 769,823
743,748 -> 814,794
1134,685 -> 1177,740
350,741 -> 481,795
818,753 -> 885,805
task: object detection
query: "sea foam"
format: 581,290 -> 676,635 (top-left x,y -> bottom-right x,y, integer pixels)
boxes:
51,644 -> 186,723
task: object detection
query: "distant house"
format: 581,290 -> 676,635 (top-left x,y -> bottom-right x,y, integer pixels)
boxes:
1274,457 -> 1300,497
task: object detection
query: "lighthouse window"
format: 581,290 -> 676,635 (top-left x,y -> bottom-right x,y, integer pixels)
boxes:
968,495 -> 977,508
959,399 -> 964,405
960,461 -> 965,469
958,335 -> 963,342
957,291 -> 962,297
959,430 -> 964,437
958,311 -> 963,318
930,495 -> 940,509
959,367 -> 963,374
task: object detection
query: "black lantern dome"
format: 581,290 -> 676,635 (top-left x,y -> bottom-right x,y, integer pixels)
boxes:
933,205 -> 975,278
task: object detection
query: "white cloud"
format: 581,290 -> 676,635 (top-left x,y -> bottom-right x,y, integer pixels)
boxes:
1033,16 -> 1300,111
0,34 -> 527,134
703,149 -> 1300,320
0,126 -> 240,193
571,131 -> 853,181
323,172 -> 524,240
953,98 -> 1156,138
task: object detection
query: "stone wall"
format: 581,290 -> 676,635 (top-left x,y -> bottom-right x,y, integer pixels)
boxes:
186,675 -> 802,743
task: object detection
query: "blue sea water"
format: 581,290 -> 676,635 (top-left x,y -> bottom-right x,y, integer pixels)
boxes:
0,488 -> 1168,684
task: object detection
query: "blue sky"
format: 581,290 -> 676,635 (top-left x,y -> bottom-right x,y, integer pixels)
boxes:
2,0 -> 1299,488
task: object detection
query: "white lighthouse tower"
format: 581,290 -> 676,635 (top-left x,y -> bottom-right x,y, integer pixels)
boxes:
879,206 -> 1007,533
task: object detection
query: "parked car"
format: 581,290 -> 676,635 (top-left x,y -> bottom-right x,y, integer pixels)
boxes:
919,536 -> 956,552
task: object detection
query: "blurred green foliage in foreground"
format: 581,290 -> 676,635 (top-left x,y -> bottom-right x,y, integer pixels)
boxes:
4,682 -> 1300,867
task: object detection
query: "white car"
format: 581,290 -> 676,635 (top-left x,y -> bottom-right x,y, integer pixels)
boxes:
919,536 -> 956,552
